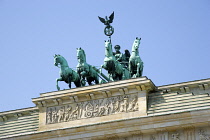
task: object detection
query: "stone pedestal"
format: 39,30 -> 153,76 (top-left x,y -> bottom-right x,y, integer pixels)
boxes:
32,77 -> 155,131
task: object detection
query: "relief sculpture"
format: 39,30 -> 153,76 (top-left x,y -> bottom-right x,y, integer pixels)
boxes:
199,129 -> 210,140
51,107 -> 57,123
128,95 -> 138,111
46,94 -> 138,124
64,105 -> 72,121
57,107 -> 64,123
70,104 -> 79,120
46,108 -> 52,124
85,102 -> 94,118
120,96 -> 129,112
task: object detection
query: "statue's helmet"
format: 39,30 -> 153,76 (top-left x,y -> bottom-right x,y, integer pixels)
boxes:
114,45 -> 120,50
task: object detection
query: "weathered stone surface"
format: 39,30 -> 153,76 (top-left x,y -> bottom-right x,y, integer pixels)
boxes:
1,77 -> 210,140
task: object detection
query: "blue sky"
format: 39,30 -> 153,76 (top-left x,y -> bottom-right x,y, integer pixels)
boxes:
0,0 -> 210,112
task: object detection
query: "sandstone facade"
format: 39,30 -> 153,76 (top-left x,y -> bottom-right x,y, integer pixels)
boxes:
1,77 -> 210,140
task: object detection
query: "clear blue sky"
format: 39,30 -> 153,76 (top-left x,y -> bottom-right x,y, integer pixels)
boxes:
0,1 -> 210,112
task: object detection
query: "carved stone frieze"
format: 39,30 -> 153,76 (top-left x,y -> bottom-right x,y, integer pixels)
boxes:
46,94 -> 138,124
150,135 -> 156,140
199,129 -> 210,140
172,133 -> 180,140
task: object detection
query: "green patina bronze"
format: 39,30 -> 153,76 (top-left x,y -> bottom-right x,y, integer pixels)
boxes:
54,54 -> 81,90
54,12 -> 144,90
129,37 -> 144,78
98,12 -> 114,36
113,45 -> 130,68
76,48 -> 99,86
101,39 -> 130,81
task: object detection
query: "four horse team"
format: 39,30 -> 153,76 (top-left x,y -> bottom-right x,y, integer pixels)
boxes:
54,37 -> 144,90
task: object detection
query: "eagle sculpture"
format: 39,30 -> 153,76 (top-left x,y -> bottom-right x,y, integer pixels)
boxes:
98,12 -> 114,28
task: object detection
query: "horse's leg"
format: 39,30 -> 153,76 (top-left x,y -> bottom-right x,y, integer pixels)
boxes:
74,76 -> 81,87
129,60 -> 133,77
117,68 -> 122,80
87,78 -> 92,85
81,78 -> 86,86
136,63 -> 140,77
68,77 -> 72,89
95,74 -> 99,84
74,81 -> 80,87
112,71 -> 116,81
139,62 -> 144,77
122,68 -> 129,80
107,71 -> 112,81
79,71 -> 86,86
56,77 -> 63,91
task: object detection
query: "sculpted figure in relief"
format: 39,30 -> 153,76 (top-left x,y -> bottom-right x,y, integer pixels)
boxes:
108,98 -> 114,114
97,99 -> 112,116
70,104 -> 80,120
46,94 -> 140,124
93,103 -> 99,117
171,133 -> 180,140
104,101 -> 110,115
98,106 -> 105,116
51,107 -> 57,123
46,108 -> 52,124
128,95 -> 138,111
98,100 -> 107,116
96,99 -> 104,116
113,96 -> 121,112
64,105 -> 72,121
151,135 -> 156,140
120,96 -> 129,112
199,130 -> 210,140
57,107 -> 65,123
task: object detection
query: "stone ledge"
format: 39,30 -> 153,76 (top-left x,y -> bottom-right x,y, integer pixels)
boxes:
37,77 -> 154,96
32,77 -> 155,108
0,107 -> 38,122
158,78 -> 210,92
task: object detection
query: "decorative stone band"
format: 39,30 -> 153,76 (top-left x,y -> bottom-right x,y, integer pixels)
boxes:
46,94 -> 138,124
32,77 -> 154,131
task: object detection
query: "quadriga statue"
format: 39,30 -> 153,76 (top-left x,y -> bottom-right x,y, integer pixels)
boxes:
54,54 -> 81,90
76,48 -> 99,86
129,37 -> 144,78
101,39 -> 130,81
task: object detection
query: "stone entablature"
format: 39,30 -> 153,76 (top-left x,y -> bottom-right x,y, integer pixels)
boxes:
158,78 -> 210,94
0,107 -> 38,122
0,107 -> 39,138
33,77 -> 155,105
148,78 -> 210,116
32,77 -> 155,131
1,77 -> 210,140
46,94 -> 139,124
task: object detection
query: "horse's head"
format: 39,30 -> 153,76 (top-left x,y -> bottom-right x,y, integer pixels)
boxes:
132,37 -> 141,52
76,47 -> 86,63
54,54 -> 67,67
54,54 -> 61,67
105,40 -> 113,57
